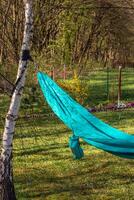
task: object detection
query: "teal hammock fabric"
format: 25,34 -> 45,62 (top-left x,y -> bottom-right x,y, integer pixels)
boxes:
37,72 -> 134,159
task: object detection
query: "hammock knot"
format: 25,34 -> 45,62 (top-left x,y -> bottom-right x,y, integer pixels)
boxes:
69,135 -> 84,159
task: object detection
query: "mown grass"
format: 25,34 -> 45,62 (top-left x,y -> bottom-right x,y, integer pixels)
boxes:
0,68 -> 134,200
13,109 -> 134,200
87,68 -> 134,105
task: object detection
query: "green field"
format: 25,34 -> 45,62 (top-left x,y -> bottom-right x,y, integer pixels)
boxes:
0,69 -> 134,200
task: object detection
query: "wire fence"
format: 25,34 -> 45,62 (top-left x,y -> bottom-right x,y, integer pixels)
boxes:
0,67 -> 134,144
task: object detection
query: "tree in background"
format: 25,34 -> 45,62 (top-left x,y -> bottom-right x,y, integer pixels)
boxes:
0,0 -> 133,74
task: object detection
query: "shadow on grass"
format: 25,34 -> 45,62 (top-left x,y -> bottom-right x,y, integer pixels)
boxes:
14,126 -> 69,140
15,155 -> 134,199
15,142 -> 68,157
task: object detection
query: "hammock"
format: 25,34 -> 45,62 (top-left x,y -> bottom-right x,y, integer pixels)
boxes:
37,72 -> 134,159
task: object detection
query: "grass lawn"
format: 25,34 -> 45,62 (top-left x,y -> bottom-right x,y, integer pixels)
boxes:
0,68 -> 134,199
13,109 -> 134,200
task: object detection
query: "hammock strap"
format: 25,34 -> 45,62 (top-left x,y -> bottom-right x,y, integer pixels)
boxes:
12,50 -> 33,95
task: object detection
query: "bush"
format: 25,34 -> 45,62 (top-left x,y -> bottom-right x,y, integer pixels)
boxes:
58,77 -> 90,106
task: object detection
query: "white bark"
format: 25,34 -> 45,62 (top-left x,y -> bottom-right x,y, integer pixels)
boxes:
0,0 -> 33,194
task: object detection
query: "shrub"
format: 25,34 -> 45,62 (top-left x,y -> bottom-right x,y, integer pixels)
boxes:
58,77 -> 89,106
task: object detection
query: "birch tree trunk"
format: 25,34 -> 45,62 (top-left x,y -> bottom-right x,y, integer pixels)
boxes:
0,0 -> 33,199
